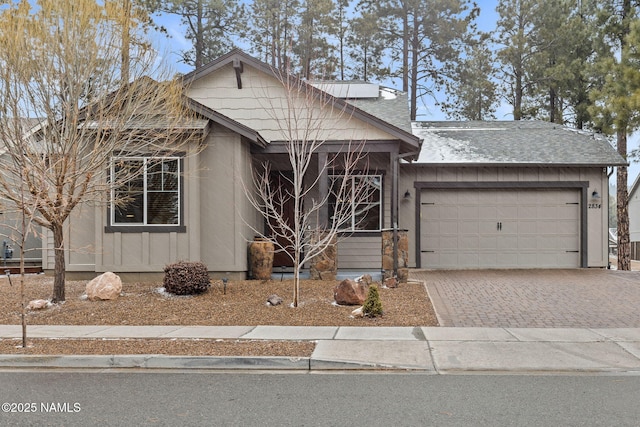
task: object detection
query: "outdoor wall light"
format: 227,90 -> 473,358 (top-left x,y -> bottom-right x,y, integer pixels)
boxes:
591,190 -> 601,200
404,190 -> 411,199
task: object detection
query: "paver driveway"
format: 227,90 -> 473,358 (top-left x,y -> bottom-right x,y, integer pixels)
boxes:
412,269 -> 640,328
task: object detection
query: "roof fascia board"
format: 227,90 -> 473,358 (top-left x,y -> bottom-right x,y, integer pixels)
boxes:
405,162 -> 628,168
184,97 -> 267,148
252,139 -> 402,154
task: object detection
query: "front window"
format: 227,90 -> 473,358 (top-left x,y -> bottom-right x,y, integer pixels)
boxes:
329,174 -> 382,231
110,156 -> 181,227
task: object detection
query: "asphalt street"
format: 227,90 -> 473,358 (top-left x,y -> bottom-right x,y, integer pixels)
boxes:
1,372 -> 639,426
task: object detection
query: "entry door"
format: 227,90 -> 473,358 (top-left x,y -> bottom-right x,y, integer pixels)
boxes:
268,172 -> 295,268
420,188 -> 580,269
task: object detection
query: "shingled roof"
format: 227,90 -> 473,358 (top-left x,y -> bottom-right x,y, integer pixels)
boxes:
411,120 -> 626,167
343,86 -> 413,134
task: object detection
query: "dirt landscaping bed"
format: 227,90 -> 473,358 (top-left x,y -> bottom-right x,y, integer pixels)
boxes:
0,274 -> 437,356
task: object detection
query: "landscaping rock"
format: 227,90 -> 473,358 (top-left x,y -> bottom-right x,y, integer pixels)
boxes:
334,278 -> 368,305
267,294 -> 283,306
86,272 -> 122,301
27,299 -> 49,310
384,276 -> 398,288
356,274 -> 373,286
351,306 -> 364,318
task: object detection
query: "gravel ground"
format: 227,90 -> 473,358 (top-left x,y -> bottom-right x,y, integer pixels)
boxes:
0,274 -> 437,356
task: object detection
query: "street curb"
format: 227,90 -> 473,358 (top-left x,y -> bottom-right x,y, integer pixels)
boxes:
0,355 -> 433,371
0,355 -> 311,370
2,355 -> 640,374
309,358 -> 434,371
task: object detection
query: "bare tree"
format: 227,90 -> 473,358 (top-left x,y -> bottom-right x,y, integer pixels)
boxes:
0,0 -> 203,302
246,72 -> 377,307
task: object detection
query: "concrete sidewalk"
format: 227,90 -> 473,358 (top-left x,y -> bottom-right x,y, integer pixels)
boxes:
1,325 -> 640,374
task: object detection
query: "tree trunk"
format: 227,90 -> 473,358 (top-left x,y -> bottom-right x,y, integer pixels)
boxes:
409,12 -> 419,120
293,249 -> 300,308
51,224 -> 66,303
514,68 -> 523,120
195,0 -> 204,69
402,3 -> 409,93
549,86 -> 556,123
617,129 -> 630,271
121,0 -> 131,84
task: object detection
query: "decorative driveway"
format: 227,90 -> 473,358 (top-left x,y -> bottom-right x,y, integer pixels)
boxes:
412,269 -> 640,328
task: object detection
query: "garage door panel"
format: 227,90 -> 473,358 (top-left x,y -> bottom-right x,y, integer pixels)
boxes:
496,192 -> 518,204
456,252 -> 479,267
558,205 -> 579,220
518,235 -> 537,250
557,235 -> 580,249
438,236 -> 459,250
497,235 -> 518,250
479,220 -> 498,233
479,253 -> 499,267
478,235 -> 497,250
459,220 -> 479,234
497,205 -> 518,219
460,235 -> 479,249
517,219 -> 537,234
479,206 -> 498,218
497,253 -> 518,266
420,188 -> 580,269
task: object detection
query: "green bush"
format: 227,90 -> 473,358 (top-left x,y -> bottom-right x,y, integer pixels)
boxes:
163,261 -> 211,295
362,285 -> 383,317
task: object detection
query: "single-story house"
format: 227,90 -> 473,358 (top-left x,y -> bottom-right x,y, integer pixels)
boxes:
29,49 -> 624,280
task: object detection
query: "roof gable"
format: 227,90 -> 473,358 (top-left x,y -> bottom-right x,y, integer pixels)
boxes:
183,49 -> 420,156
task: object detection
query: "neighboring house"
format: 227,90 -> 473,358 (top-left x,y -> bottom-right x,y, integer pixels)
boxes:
0,118 -> 44,268
628,175 -> 640,259
33,50 -> 625,279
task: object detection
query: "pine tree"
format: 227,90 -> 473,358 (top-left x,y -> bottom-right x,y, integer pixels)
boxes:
589,0 -> 640,271
442,33 -> 498,120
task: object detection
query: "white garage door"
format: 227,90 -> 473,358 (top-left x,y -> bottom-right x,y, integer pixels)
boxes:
420,188 -> 581,269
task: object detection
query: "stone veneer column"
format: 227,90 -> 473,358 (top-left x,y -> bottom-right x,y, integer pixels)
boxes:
382,229 -> 409,283
309,233 -> 337,280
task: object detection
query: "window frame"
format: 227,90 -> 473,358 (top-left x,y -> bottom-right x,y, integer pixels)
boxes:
329,173 -> 383,232
105,155 -> 186,233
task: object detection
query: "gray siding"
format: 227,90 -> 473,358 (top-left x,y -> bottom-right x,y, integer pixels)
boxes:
337,235 -> 380,269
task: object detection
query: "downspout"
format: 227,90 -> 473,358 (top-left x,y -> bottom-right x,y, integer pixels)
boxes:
392,149 -> 421,277
608,167 -> 615,268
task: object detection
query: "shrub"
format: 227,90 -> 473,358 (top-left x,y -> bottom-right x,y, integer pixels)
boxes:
163,261 -> 211,296
362,285 -> 383,317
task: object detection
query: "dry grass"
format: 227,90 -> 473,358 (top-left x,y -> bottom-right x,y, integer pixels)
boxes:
0,274 -> 438,356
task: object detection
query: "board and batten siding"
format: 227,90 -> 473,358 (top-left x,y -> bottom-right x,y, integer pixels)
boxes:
51,127 -> 259,277
198,126 -> 260,273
